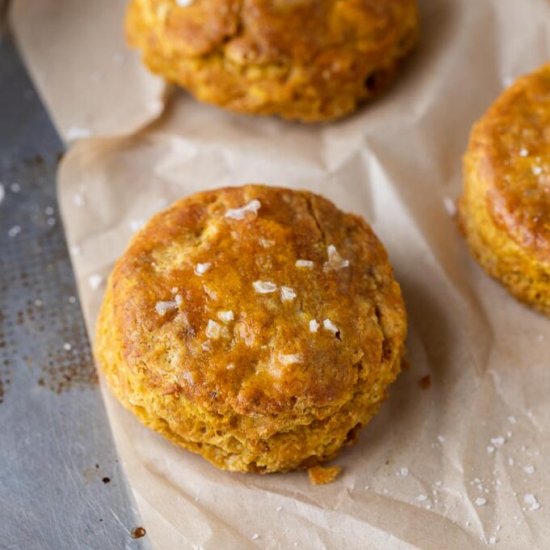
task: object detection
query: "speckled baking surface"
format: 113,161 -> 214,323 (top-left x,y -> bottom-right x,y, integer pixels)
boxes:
0,34 -> 150,550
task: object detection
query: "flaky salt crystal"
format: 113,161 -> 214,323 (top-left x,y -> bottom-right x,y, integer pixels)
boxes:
443,197 -> 457,216
324,245 -> 349,271
88,274 -> 103,290
225,199 -> 261,220
523,494 -> 540,511
155,300 -> 178,315
206,319 -> 222,339
217,310 -> 234,323
194,262 -> 211,276
280,286 -> 296,302
296,259 -> 314,269
278,353 -> 303,365
253,281 -> 277,294
323,318 -> 339,335
309,319 -> 320,333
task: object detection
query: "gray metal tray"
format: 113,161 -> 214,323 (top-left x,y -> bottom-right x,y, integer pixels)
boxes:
0,33 -> 150,550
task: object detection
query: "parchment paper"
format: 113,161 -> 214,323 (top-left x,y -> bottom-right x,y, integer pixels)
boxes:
10,0 -> 166,140
12,0 -> 550,548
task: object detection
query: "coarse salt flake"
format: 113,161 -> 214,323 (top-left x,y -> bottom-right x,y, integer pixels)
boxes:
323,318 -> 339,335
88,274 -> 103,290
309,319 -> 320,333
280,286 -> 296,302
278,353 -> 303,365
443,197 -> 457,216
67,127 -> 91,141
253,281 -> 277,294
523,465 -> 535,475
194,262 -> 211,275
155,300 -> 178,315
490,436 -> 505,447
475,497 -> 487,507
205,319 -> 222,339
63,343 -> 72,351
519,148 -> 529,157
129,220 -> 144,232
523,494 -> 540,511
8,225 -> 21,238
251,534 -> 260,541
259,238 -> 274,248
324,245 -> 349,271
296,259 -> 314,269
217,310 -> 234,323
532,166 -> 543,176
225,199 -> 261,220
399,467 -> 409,477
488,537 -> 497,544
203,286 -> 218,300
415,494 -> 428,502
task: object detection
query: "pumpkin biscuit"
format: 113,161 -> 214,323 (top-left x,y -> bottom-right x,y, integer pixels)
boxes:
96,185 -> 407,473
460,63 -> 550,314
126,0 -> 419,122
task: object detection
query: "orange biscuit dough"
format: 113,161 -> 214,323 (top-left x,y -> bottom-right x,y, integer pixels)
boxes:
459,63 -> 550,314
96,185 -> 407,473
126,0 -> 419,122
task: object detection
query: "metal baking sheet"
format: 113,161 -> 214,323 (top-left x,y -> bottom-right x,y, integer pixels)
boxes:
0,33 -> 150,550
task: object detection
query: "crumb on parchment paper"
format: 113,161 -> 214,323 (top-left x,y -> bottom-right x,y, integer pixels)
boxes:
308,465 -> 342,485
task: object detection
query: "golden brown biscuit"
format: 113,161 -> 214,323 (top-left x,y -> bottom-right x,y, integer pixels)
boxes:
96,185 -> 407,473
459,63 -> 550,314
126,0 -> 419,122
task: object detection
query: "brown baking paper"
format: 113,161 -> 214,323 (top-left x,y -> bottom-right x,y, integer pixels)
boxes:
13,0 -> 550,547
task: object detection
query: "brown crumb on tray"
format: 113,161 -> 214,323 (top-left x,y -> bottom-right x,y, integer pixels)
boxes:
308,465 -> 342,485
418,374 -> 431,389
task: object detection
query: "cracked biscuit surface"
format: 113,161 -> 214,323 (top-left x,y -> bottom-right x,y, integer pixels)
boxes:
460,63 -> 550,314
126,0 -> 419,122
96,185 -> 407,473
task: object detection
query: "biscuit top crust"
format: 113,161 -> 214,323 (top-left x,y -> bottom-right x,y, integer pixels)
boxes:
130,0 -> 418,64
467,64 -> 550,259
109,185 -> 405,416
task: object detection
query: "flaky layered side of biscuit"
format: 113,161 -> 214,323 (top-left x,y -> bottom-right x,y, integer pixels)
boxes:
459,64 -> 550,314
126,0 -> 419,122
96,185 -> 407,473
